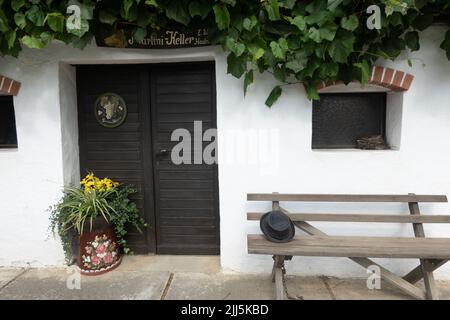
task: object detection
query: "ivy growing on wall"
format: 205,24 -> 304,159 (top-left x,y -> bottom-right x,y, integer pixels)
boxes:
0,0 -> 449,106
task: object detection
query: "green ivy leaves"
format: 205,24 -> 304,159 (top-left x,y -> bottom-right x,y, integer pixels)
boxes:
26,5 -> 45,27
248,44 -> 265,62
341,15 -> 359,31
0,9 -> 9,32
264,0 -> 281,21
270,38 -> 289,60
13,13 -> 26,29
354,60 -> 371,85
227,52 -> 246,78
244,70 -> 253,95
47,13 -> 65,33
165,1 -> 190,26
287,16 -> 306,31
405,31 -> 420,51
11,0 -> 26,12
5,30 -> 16,49
307,23 -> 337,43
0,0 -> 449,107
213,4 -> 230,30
243,16 -> 258,31
212,0 -> 377,106
21,32 -> 53,49
99,11 -> 117,25
441,31 -> 450,60
226,37 -> 245,56
328,30 -> 355,63
189,2 -> 211,19
286,52 -> 308,73
266,86 -> 282,107
121,0 -> 135,20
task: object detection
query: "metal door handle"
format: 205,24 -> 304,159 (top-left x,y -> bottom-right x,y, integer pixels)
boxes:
156,149 -> 169,158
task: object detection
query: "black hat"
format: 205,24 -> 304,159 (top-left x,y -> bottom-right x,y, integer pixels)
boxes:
260,210 -> 295,243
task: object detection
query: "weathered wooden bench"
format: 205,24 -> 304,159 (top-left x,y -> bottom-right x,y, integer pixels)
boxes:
247,193 -> 450,300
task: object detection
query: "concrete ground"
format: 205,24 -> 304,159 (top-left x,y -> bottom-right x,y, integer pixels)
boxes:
1,255 -> 450,300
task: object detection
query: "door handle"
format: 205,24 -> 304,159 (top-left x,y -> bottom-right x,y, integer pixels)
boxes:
156,149 -> 169,158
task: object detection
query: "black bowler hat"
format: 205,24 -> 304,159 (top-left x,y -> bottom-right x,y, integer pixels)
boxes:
260,210 -> 295,243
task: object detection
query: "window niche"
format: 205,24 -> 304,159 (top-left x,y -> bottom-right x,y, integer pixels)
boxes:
312,90 -> 403,151
0,95 -> 18,148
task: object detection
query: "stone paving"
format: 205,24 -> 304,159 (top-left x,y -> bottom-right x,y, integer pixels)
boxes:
1,255 -> 449,300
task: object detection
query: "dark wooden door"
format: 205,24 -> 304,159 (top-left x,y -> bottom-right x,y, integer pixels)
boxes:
77,62 -> 219,255
77,65 -> 155,253
150,62 -> 220,254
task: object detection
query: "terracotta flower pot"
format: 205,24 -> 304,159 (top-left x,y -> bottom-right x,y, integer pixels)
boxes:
76,217 -> 122,275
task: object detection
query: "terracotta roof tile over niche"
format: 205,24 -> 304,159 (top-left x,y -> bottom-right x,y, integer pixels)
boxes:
0,75 -> 21,96
316,66 -> 414,93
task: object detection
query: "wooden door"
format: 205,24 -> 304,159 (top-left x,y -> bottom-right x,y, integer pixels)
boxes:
77,65 -> 155,253
150,62 -> 220,254
77,62 -> 219,255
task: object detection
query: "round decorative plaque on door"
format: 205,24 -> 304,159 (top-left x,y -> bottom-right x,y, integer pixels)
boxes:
94,93 -> 127,128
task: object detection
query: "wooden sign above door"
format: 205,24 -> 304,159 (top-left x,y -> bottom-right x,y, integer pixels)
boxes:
95,27 -> 210,49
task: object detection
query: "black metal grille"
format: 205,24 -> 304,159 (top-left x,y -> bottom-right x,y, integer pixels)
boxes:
312,92 -> 386,149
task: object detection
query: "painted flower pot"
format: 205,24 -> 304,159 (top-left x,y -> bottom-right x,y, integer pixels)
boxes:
77,217 -> 122,275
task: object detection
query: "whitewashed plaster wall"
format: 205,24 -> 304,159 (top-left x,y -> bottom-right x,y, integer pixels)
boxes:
0,27 -> 450,279
0,53 -> 66,266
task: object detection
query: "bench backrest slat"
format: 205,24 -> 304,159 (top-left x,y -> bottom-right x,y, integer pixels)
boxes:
247,212 -> 450,223
247,193 -> 448,203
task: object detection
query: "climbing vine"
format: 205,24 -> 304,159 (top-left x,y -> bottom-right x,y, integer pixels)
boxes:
0,0 -> 449,106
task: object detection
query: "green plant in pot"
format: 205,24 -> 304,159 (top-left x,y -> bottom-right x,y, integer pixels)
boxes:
50,173 -> 147,275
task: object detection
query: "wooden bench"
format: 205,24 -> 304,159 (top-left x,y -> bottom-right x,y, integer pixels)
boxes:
247,193 -> 450,300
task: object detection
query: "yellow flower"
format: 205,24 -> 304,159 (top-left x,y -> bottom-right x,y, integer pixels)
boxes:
80,173 -> 95,186
82,180 -> 95,192
95,181 -> 103,192
93,177 -> 116,192
79,173 -> 119,192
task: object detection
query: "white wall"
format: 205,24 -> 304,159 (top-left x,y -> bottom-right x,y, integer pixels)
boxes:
219,26 -> 450,278
1,27 -> 450,279
0,53 -> 66,266
0,42 -> 217,267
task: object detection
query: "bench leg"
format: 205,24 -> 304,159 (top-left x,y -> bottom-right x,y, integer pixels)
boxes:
421,259 -> 439,300
274,267 -> 285,300
408,199 -> 439,300
271,255 -> 285,282
271,255 -> 286,300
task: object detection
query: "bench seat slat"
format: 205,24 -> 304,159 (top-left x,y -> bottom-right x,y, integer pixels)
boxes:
247,212 -> 450,223
247,194 -> 448,203
248,235 -> 450,259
